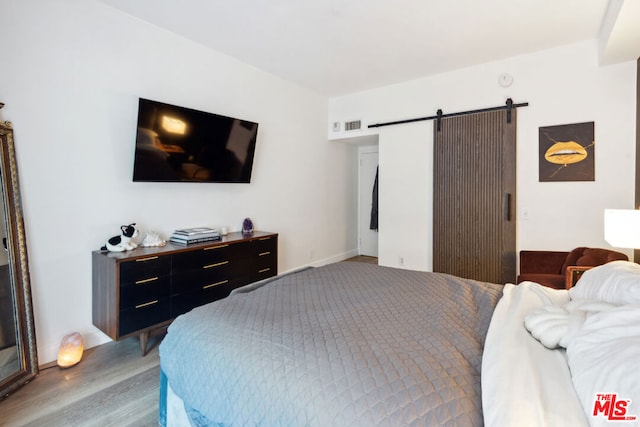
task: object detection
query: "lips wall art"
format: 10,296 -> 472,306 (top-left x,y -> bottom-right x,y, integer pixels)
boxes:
538,121 -> 595,182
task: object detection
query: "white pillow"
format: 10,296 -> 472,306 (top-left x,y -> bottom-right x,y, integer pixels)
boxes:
566,305 -> 640,426
569,261 -> 640,304
524,300 -> 618,349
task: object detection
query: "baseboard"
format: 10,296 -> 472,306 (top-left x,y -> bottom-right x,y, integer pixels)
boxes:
308,249 -> 358,267
279,249 -> 359,273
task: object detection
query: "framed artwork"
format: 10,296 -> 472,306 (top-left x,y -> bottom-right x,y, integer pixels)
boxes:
539,121 -> 595,182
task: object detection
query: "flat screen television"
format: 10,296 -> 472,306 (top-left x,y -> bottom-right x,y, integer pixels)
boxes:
132,98 -> 258,183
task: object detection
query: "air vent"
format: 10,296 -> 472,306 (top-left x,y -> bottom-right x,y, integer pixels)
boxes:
344,120 -> 361,131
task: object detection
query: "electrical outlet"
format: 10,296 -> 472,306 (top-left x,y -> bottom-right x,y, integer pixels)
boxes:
399,256 -> 404,266
522,207 -> 530,220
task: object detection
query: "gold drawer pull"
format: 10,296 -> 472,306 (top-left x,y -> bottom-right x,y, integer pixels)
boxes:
203,280 -> 228,290
258,237 -> 271,241
204,244 -> 229,251
136,256 -> 159,262
135,277 -> 158,285
258,268 -> 270,273
203,260 -> 229,269
135,300 -> 158,309
259,251 -> 271,256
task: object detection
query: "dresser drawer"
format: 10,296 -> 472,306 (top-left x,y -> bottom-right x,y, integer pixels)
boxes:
119,298 -> 169,336
171,285 -> 230,317
120,255 -> 171,285
223,238 -> 277,289
230,258 -> 277,289
120,276 -> 171,310
256,250 -> 276,273
253,236 -> 277,257
255,255 -> 277,280
172,263 -> 231,294
232,236 -> 277,261
172,244 -> 235,273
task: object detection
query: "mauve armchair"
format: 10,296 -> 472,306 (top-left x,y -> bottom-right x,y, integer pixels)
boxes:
517,247 -> 628,289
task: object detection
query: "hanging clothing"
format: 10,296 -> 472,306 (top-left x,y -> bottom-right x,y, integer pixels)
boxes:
369,167 -> 379,231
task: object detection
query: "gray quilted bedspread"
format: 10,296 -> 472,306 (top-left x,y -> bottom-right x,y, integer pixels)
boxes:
159,262 -> 503,426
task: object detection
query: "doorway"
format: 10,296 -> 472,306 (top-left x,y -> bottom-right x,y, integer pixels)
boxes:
359,148 -> 379,258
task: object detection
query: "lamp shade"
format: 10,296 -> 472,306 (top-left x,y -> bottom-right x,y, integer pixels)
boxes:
604,209 -> 640,249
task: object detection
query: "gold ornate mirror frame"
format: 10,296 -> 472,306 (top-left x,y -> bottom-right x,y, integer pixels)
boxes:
0,109 -> 38,399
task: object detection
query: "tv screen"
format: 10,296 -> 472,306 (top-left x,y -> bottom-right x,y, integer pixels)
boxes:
132,98 -> 258,183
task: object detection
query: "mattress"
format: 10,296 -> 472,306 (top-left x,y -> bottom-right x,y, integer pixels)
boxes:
159,262 -> 502,426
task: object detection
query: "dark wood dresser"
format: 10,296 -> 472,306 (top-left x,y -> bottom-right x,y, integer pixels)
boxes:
92,231 -> 277,353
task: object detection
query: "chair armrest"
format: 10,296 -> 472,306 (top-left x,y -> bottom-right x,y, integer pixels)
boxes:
565,265 -> 593,289
519,250 -> 569,274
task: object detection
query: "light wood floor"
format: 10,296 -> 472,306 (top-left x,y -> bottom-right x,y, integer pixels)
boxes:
0,256 -> 378,426
0,336 -> 162,427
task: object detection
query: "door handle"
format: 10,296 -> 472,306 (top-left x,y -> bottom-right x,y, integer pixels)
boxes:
504,193 -> 512,221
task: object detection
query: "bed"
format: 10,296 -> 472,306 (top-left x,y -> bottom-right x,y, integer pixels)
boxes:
158,260 -> 640,426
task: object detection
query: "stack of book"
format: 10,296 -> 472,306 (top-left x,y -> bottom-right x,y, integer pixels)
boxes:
169,227 -> 221,245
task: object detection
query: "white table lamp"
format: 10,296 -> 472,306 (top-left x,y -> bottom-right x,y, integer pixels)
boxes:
604,209 -> 640,249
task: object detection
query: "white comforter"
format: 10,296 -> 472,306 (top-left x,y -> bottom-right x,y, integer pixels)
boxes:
482,282 -> 588,426
484,261 -> 640,427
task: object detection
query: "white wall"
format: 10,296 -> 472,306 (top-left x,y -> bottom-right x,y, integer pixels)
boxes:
0,0 -> 358,363
330,41 -> 636,271
377,122 -> 432,271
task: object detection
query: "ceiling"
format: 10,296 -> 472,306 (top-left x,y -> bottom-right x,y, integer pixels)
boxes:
99,0 -> 640,96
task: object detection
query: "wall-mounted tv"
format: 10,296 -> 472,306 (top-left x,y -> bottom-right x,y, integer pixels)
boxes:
132,98 -> 258,183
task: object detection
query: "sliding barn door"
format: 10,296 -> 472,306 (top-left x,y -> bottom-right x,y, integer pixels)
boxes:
433,110 -> 516,284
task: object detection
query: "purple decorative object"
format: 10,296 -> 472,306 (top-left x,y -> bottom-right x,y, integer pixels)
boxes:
242,218 -> 254,235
